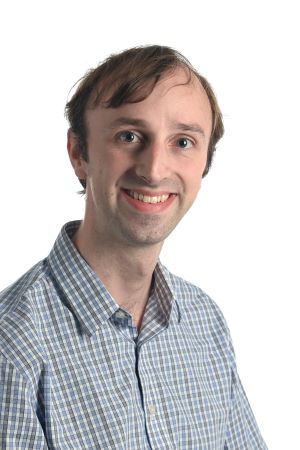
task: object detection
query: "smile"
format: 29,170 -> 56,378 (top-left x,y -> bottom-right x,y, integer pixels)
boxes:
128,191 -> 170,204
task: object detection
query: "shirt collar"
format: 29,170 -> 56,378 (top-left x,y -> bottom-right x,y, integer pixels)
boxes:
47,221 -> 180,336
152,262 -> 181,325
47,221 -> 119,336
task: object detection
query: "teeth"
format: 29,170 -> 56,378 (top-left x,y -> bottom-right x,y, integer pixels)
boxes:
129,191 -> 170,204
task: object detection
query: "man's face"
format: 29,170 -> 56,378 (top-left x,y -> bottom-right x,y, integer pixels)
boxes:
69,69 -> 212,249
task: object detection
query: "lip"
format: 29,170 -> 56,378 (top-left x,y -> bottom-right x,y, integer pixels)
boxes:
121,188 -> 177,213
123,188 -> 174,196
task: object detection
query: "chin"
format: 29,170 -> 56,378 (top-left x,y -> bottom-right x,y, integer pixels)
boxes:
120,224 -> 176,248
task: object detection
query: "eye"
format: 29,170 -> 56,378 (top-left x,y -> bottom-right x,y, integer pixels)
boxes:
118,131 -> 141,143
176,137 -> 193,149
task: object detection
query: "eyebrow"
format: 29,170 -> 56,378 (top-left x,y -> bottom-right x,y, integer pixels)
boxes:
172,121 -> 205,137
109,117 -> 148,129
108,117 -> 205,137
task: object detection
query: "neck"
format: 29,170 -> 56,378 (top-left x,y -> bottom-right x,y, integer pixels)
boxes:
72,222 -> 163,329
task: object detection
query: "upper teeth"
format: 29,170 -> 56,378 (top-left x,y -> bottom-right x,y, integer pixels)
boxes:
129,191 -> 170,203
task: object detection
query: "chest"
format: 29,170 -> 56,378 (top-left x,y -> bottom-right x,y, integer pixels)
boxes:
39,322 -> 230,449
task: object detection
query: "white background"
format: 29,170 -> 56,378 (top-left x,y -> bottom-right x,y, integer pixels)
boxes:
1,1 -> 299,448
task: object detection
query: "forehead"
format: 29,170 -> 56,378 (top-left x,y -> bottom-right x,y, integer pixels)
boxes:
86,69 -> 212,134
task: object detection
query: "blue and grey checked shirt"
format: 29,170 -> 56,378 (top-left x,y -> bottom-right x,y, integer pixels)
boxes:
0,221 -> 267,449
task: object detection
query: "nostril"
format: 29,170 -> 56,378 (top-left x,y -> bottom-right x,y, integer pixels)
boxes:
138,175 -> 151,183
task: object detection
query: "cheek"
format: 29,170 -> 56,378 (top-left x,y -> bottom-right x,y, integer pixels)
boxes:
88,153 -> 120,183
101,152 -> 131,174
89,155 -> 132,202
189,176 -> 202,199
183,157 -> 205,191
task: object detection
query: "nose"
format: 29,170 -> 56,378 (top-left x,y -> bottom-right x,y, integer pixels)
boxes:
134,141 -> 171,185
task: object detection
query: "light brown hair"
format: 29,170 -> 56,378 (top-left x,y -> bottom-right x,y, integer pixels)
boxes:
65,45 -> 224,190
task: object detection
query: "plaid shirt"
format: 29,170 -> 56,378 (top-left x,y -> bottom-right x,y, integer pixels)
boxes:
0,221 -> 267,449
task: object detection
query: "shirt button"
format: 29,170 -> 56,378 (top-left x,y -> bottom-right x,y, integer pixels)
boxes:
148,405 -> 156,417
115,310 -> 125,318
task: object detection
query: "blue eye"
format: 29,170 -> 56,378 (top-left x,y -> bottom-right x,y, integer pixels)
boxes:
176,137 -> 193,149
119,131 -> 140,143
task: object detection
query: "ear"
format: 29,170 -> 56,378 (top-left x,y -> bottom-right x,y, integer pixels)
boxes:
67,129 -> 87,181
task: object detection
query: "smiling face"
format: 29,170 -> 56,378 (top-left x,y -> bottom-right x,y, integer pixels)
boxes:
68,69 -> 212,249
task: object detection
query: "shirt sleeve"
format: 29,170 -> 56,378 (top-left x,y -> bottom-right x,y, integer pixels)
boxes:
0,354 -> 49,449
224,340 -> 268,449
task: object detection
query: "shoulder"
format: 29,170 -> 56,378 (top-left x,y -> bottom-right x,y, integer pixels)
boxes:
0,260 -> 50,385
0,260 -> 47,316
162,264 -> 232,351
164,265 -> 227,325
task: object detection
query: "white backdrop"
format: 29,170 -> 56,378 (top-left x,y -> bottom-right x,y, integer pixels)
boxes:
1,1 -> 299,448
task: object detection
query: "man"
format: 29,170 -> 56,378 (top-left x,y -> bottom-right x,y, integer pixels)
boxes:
0,45 -> 267,449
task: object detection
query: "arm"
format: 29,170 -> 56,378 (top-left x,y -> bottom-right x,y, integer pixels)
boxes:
224,341 -> 268,449
0,354 -> 49,449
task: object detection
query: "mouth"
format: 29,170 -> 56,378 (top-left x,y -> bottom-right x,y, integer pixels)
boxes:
127,190 -> 170,204
121,188 -> 177,213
